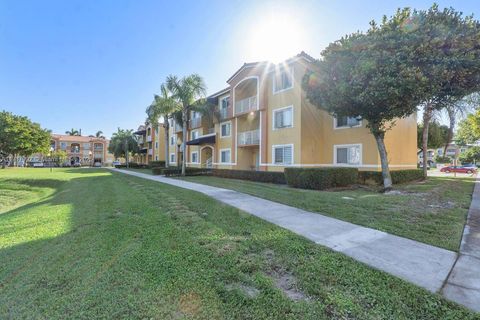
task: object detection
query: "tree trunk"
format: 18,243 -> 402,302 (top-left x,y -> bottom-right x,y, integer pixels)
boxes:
443,109 -> 455,156
373,132 -> 392,191
164,115 -> 170,168
422,104 -> 434,177
181,110 -> 187,176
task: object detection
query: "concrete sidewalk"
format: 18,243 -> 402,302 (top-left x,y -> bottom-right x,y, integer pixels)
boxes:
443,179 -> 480,312
111,168 -> 461,295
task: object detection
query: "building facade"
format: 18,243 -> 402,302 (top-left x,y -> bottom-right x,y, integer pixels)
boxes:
51,134 -> 114,166
133,122 -> 166,164
168,52 -> 417,172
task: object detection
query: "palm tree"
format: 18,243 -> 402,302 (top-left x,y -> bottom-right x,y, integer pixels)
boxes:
166,74 -> 207,175
109,128 -> 138,168
146,84 -> 179,168
65,128 -> 80,136
95,130 -> 105,139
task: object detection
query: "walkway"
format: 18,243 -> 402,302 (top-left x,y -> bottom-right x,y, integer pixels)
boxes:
443,179 -> 480,312
111,169 -> 460,292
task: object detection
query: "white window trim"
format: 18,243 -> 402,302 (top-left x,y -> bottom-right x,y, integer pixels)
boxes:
170,134 -> 176,146
333,144 -> 363,166
272,67 -> 294,94
170,153 -> 176,164
191,130 -> 199,140
272,144 -> 294,165
220,121 -> 232,138
191,151 -> 199,164
219,148 -> 231,164
333,116 -> 362,130
220,95 -> 230,109
272,105 -> 294,130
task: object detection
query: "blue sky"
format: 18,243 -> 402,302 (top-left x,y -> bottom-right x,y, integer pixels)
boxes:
1,1 -> 478,137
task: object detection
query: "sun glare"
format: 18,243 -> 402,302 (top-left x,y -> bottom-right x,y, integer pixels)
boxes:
246,9 -> 308,63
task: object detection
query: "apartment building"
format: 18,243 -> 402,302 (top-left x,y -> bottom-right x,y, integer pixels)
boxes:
133,122 -> 166,164
50,134 -> 114,166
169,52 -> 417,171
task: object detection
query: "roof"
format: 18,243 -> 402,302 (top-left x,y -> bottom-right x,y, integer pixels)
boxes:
51,134 -> 109,143
208,87 -> 230,98
226,51 -> 316,84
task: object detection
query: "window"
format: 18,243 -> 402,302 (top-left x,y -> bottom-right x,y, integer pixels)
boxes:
221,96 -> 230,109
273,69 -> 293,93
273,145 -> 293,165
155,155 -> 158,161
273,106 -> 293,129
191,130 -> 198,140
170,153 -> 176,163
71,143 -> 80,153
170,136 -> 175,146
191,151 -> 199,163
83,143 -> 90,150
334,116 -> 361,128
60,142 -> 67,150
155,142 -> 158,149
335,145 -> 361,165
220,122 -> 231,137
220,149 -> 231,163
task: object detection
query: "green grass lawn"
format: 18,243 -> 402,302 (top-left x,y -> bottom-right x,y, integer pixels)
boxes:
178,175 -> 475,251
0,168 -> 476,319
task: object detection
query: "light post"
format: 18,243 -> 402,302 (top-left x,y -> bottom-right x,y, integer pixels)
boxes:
49,146 -> 54,172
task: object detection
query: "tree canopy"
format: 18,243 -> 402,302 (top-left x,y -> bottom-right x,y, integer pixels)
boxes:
108,128 -> 139,159
456,110 -> 480,145
417,121 -> 449,150
0,110 -> 51,167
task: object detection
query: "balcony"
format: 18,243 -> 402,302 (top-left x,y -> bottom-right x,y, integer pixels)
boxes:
148,149 -> 153,156
146,135 -> 152,142
235,96 -> 257,115
219,107 -> 232,120
175,123 -> 183,133
238,129 -> 260,146
189,117 -> 202,129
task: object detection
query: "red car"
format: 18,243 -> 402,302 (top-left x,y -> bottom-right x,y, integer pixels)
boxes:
440,165 -> 477,174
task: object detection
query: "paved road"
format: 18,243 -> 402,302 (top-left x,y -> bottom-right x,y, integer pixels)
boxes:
111,168 -> 458,295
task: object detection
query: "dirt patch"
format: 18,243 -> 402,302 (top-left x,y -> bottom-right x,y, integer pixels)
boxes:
262,249 -> 309,301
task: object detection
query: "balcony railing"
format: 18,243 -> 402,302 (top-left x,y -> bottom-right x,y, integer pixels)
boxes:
148,149 -> 153,156
175,123 -> 183,132
238,129 -> 260,146
235,96 -> 257,114
206,127 -> 215,134
189,117 -> 202,129
146,135 -> 152,142
219,107 -> 232,120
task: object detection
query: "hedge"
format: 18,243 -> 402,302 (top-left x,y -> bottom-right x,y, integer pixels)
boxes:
358,169 -> 425,185
150,161 -> 165,168
284,167 -> 358,190
114,162 -> 151,169
153,167 -> 211,176
211,169 -> 286,184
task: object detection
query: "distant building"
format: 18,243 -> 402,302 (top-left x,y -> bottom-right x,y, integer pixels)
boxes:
50,134 -> 114,166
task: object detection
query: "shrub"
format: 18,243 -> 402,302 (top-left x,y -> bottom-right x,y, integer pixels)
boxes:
284,167 -> 358,190
358,169 -> 425,185
211,169 -> 286,184
435,155 -> 452,163
159,167 -> 211,177
150,161 -> 165,168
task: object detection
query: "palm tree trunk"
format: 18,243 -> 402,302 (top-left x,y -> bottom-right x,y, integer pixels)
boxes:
164,115 -> 170,168
181,110 -> 187,176
373,131 -> 392,191
422,103 -> 434,177
443,108 -> 455,156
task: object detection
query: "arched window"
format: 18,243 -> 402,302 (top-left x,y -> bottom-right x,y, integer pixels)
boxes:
71,143 -> 80,153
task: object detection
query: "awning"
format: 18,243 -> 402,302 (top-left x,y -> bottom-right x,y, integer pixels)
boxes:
186,133 -> 216,145
137,148 -> 147,154
134,130 -> 146,135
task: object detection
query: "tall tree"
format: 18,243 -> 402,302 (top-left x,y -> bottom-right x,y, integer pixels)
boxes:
303,9 -> 426,190
166,74 -> 207,176
0,111 -> 50,168
415,5 -> 480,176
65,128 -> 80,136
108,128 -> 138,168
95,130 -> 105,139
456,110 -> 480,145
146,84 -> 179,168
417,121 -> 449,150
